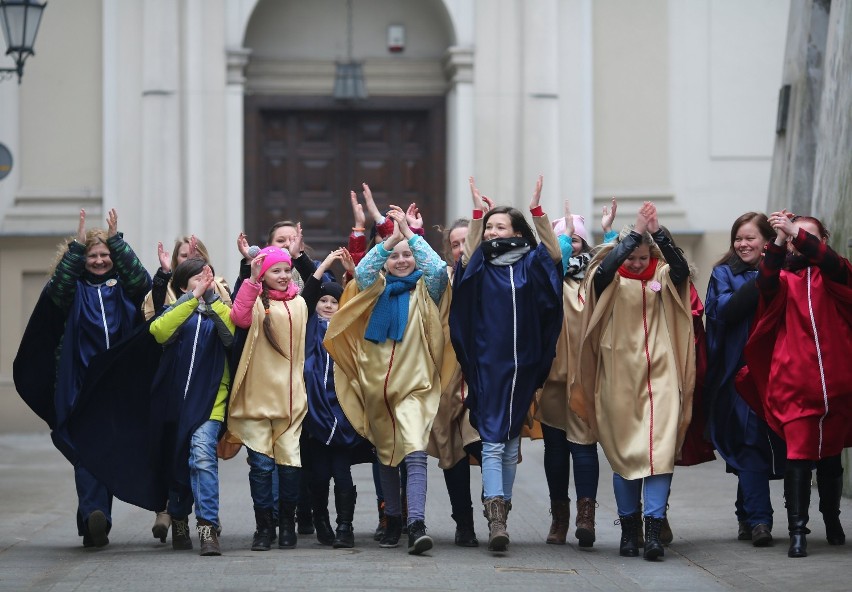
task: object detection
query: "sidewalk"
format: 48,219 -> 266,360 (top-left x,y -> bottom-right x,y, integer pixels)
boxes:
0,433 -> 849,592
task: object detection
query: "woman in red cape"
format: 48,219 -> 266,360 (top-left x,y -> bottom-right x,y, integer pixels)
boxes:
739,212 -> 852,558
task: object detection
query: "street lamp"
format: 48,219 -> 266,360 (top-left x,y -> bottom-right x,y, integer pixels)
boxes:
0,0 -> 46,84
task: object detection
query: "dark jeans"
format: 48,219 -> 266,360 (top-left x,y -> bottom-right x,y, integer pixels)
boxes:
246,447 -> 301,509
443,442 -> 483,519
734,470 -> 774,528
541,423 -> 600,500
308,438 -> 354,492
74,465 -> 113,536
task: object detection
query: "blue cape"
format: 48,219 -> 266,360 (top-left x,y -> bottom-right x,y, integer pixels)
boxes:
705,264 -> 785,476
449,244 -> 563,443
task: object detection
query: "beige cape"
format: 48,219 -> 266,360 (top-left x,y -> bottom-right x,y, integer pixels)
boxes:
534,276 -> 595,445
572,262 -> 694,479
324,276 -> 446,468
226,295 -> 308,466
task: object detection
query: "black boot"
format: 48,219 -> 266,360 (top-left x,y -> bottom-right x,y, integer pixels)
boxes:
643,516 -> 665,560
251,507 -> 275,551
452,511 -> 478,547
785,464 -> 812,558
817,467 -> 846,545
296,504 -> 314,535
333,485 -> 357,549
617,513 -> 640,557
373,500 -> 387,542
379,514 -> 403,548
312,485 -> 335,546
278,502 -> 298,549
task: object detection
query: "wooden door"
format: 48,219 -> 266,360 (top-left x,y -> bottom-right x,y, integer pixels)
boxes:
245,97 -> 446,259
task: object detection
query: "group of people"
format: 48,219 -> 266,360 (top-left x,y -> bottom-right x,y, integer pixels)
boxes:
13,177 -> 852,562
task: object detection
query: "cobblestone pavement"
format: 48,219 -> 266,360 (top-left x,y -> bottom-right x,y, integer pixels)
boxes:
1,434 -> 849,591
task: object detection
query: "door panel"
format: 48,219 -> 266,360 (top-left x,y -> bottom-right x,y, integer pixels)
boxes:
245,98 -> 446,260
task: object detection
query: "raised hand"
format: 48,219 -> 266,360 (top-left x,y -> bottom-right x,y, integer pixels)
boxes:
77,209 -> 87,243
362,183 -> 383,223
481,195 -> 494,213
288,222 -> 304,259
601,197 -> 618,233
250,252 -> 267,282
192,265 -> 214,300
633,202 -> 650,235
769,210 -> 795,244
340,247 -> 355,276
237,232 -> 251,259
641,202 -> 659,233
186,235 -> 199,260
158,242 -> 171,272
387,205 -> 412,237
469,176 -> 485,210
350,191 -> 366,229
106,208 -> 118,238
562,200 -> 575,237
406,203 -> 423,229
529,175 -> 544,210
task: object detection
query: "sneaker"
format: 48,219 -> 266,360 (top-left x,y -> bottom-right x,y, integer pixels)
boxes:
407,520 -> 433,555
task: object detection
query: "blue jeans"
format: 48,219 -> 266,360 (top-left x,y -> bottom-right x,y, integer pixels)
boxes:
74,465 -> 112,536
735,470 -> 774,528
481,437 -> 520,500
541,424 -> 600,500
188,420 -> 221,526
612,472 -> 673,518
246,447 -> 301,509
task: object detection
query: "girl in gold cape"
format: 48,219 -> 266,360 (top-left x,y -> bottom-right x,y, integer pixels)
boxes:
324,206 -> 449,556
534,202 -> 604,548
574,202 -> 694,561
226,245 -> 309,551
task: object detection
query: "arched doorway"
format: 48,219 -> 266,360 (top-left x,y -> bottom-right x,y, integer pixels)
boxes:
242,0 -> 455,256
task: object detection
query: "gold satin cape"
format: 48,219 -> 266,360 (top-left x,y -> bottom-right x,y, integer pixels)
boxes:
572,262 -> 694,479
535,276 -> 595,445
427,268 -> 481,470
227,296 -> 308,466
324,276 -> 446,468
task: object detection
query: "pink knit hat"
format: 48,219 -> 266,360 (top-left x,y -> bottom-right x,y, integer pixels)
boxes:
257,246 -> 292,278
552,215 -> 590,246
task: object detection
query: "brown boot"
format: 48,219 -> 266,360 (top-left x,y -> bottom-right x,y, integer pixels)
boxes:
197,519 -> 221,556
483,497 -> 509,552
660,514 -> 673,545
152,510 -> 171,543
546,498 -> 571,544
575,497 -> 596,548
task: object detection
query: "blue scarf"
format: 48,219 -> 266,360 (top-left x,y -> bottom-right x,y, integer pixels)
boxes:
364,270 -> 423,343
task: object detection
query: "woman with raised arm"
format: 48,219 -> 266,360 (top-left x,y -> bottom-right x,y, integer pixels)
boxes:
324,206 -> 449,556
449,176 -> 563,553
14,208 -> 151,548
739,212 -> 851,558
574,202 -> 694,561
534,200 -> 600,548
705,213 -> 785,546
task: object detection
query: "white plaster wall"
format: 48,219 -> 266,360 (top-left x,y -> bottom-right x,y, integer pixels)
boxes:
669,1 -> 790,233
245,0 -> 452,61
593,0 -> 670,193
